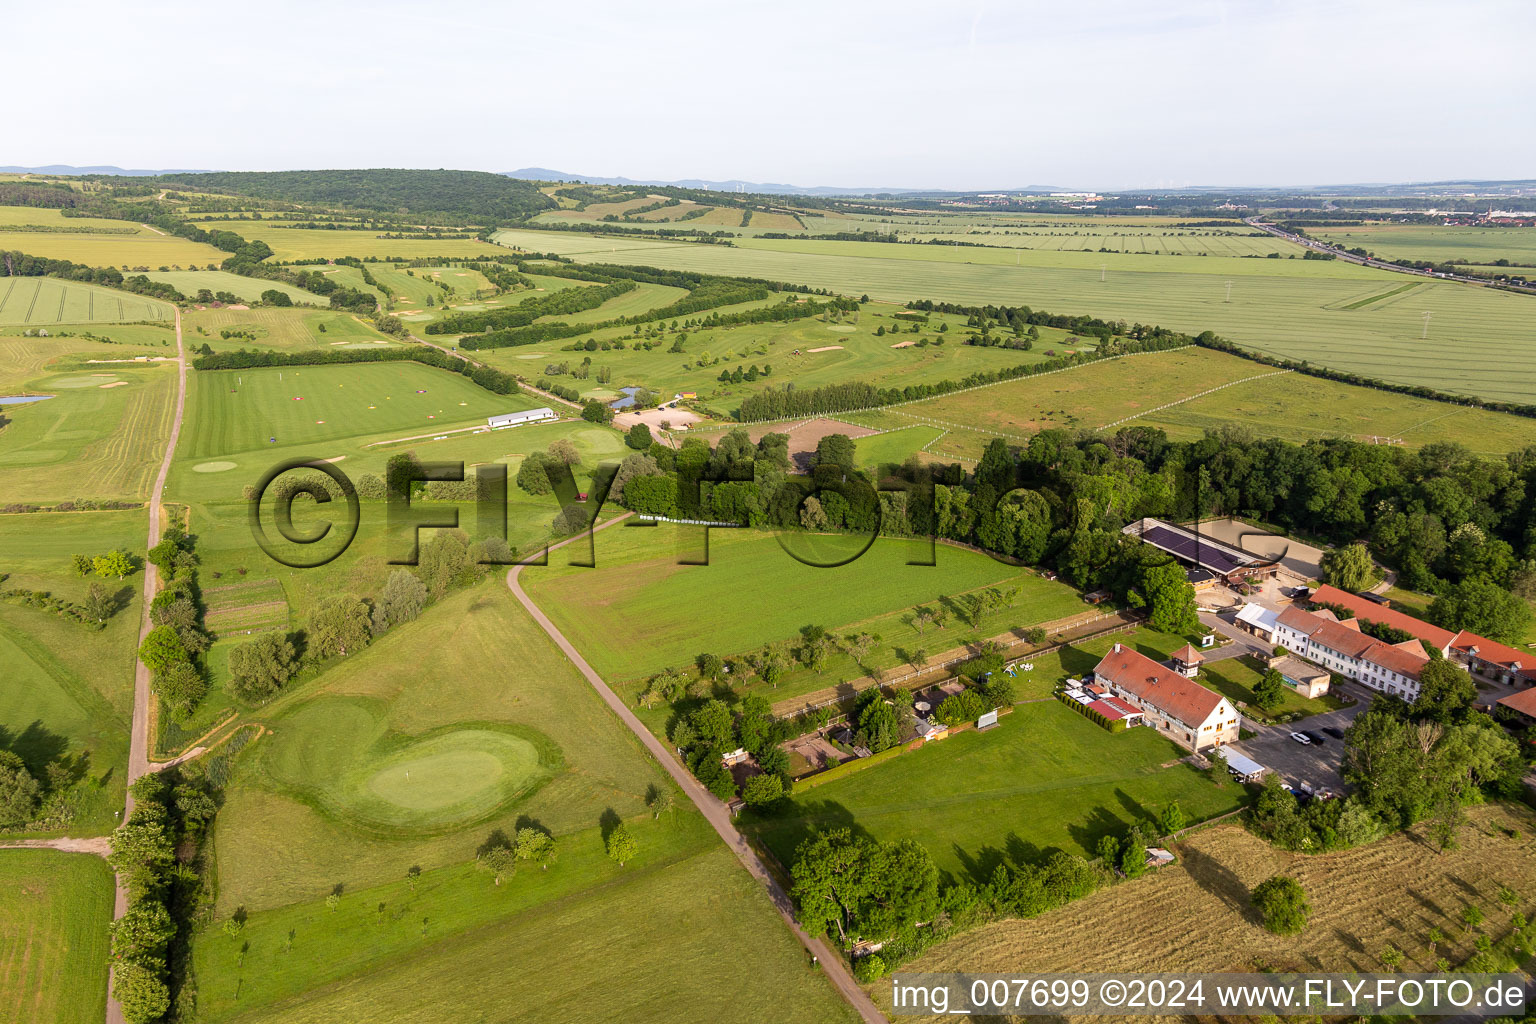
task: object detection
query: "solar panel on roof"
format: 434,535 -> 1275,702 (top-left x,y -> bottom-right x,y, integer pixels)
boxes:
1140,525 -> 1253,575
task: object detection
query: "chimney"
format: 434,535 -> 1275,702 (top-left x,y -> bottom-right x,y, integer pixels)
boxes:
1113,642 -> 1122,654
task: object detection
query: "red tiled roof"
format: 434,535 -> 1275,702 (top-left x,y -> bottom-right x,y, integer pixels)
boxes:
1497,688 -> 1536,718
1171,644 -> 1204,664
1092,646 -> 1226,727
1367,640 -> 1430,679
1450,630 -> 1536,676
1311,619 -> 1378,660
1310,584 -> 1456,649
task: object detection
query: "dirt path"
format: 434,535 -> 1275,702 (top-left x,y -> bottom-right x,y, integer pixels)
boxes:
0,837 -> 110,855
106,305 -> 187,1024
506,517 -> 885,1024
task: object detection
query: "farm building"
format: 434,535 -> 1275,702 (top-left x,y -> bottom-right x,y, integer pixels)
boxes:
487,407 -> 555,429
1089,643 -> 1241,751
1123,518 -> 1279,586
1307,584 -> 1536,687
1266,653 -> 1331,698
1495,688 -> 1536,724
1274,605 -> 1429,699
1234,602 -> 1279,643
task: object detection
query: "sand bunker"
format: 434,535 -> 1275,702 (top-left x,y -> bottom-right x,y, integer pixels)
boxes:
890,341 -> 916,348
808,345 -> 844,353
98,381 -> 129,388
227,304 -> 250,310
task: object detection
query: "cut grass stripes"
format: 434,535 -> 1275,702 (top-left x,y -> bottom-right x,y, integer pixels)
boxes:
1339,280 -> 1424,310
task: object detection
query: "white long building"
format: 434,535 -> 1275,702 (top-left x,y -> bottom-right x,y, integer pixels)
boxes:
1274,605 -> 1429,700
487,408 -> 555,429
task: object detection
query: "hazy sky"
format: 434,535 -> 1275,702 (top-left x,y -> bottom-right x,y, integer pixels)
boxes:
10,0 -> 1533,190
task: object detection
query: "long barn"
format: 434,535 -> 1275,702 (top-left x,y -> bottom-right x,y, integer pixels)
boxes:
487,408 -> 555,429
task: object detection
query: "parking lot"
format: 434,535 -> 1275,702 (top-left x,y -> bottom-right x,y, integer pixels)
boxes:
1227,682 -> 1371,794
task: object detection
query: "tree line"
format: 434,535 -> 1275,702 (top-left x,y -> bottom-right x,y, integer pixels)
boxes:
192,346 -> 521,396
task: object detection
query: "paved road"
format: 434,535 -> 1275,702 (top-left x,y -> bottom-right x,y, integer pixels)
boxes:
105,306 -> 188,1024
506,516 -> 885,1024
1247,216 -> 1536,293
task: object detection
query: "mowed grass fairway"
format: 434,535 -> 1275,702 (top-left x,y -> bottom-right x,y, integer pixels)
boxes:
0,276 -> 173,326
0,851 -> 114,1024
0,361 -> 177,503
883,803 -> 1536,1017
215,585 -> 671,912
196,843 -> 856,1024
0,511 -> 145,833
186,306 -> 395,353
491,227 -> 1536,405
184,361 -> 540,459
746,701 -> 1242,882
522,522 -> 1032,680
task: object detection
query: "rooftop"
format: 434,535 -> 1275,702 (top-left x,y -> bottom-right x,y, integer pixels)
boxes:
1092,645 -> 1227,727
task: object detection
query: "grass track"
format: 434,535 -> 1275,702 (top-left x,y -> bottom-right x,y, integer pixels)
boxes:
0,851 -> 114,1024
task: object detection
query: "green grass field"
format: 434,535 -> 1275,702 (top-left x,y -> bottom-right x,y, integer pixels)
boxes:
194,842 -> 855,1024
185,307 -> 397,353
491,226 -> 1536,405
1312,223 -> 1536,267
0,511 -> 144,834
852,424 -> 946,468
213,584 -> 672,911
522,522 -> 1066,683
744,699 -> 1243,882
0,357 -> 177,504
0,276 -> 174,326
141,270 -> 328,305
480,301 -> 1086,418
183,361 -> 540,460
0,205 -> 226,267
0,850 -> 114,1024
848,346 -> 1536,460
367,264 -> 494,307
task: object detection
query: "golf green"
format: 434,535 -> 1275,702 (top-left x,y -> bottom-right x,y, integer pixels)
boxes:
263,697 -> 561,833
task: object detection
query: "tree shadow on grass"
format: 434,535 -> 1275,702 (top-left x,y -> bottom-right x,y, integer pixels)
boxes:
1179,844 -> 1260,926
598,808 -> 622,844
1066,805 -> 1130,857
0,721 -> 69,778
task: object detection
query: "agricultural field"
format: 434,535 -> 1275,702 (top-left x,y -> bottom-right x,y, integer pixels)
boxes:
520,521 -> 1076,684
845,345 -> 1536,460
0,851 -> 115,1024
490,227 -> 1536,406
0,276 -> 174,326
0,510 -> 146,834
1311,223 -> 1536,267
184,306 -> 397,353
745,699 -> 1243,882
0,205 -> 225,267
140,269 -> 328,305
881,803 -> 1536,1019
187,221 -> 495,261
1137,362 -> 1536,456
0,356 -> 177,504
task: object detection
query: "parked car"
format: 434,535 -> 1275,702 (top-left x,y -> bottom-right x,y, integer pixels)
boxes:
1302,730 -> 1326,745
1323,726 -> 1344,739
1357,591 -> 1388,605
1289,731 -> 1312,745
